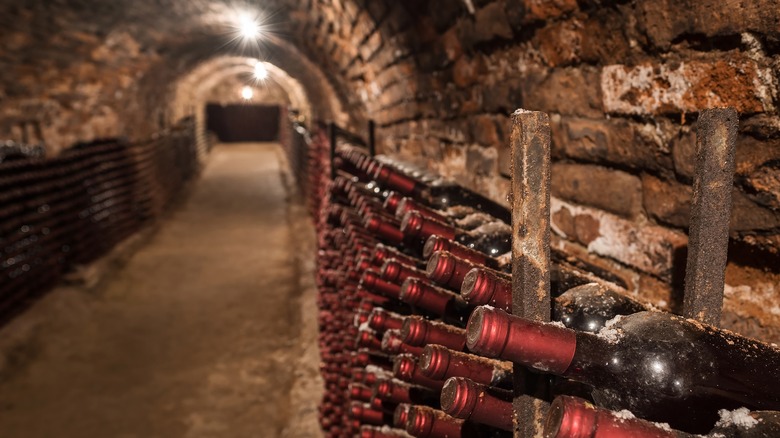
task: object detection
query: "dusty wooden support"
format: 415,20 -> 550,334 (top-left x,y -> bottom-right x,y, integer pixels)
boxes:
510,109 -> 552,437
328,122 -> 337,180
368,120 -> 376,157
683,108 -> 738,326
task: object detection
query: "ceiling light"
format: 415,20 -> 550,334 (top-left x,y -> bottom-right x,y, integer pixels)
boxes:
238,13 -> 260,39
254,63 -> 268,80
241,86 -> 254,100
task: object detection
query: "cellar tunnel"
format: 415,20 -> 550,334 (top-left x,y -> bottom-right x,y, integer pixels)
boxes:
0,0 -> 780,437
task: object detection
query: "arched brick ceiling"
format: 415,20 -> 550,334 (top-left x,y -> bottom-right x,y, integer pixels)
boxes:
0,0 -> 419,146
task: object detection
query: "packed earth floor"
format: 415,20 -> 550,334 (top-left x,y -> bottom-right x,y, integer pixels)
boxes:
0,143 -> 322,438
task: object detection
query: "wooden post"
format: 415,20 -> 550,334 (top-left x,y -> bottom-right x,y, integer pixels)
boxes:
510,109 -> 552,437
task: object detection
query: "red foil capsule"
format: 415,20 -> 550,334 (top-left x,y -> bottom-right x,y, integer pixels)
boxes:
426,251 -> 477,290
393,354 -> 445,391
465,306 -> 577,375
419,345 -> 512,387
382,329 -> 425,356
350,383 -> 374,402
372,244 -> 421,268
374,378 -> 413,404
401,316 -> 466,351
374,164 -> 420,195
394,403 -> 412,429
365,214 -> 404,244
400,211 -> 457,241
460,268 -> 512,311
423,235 -> 492,267
382,259 -> 428,284
383,192 -> 405,215
369,308 -> 405,332
400,278 -> 456,316
395,197 -> 448,223
350,402 -> 386,425
362,270 -> 403,299
440,377 -> 514,431
545,395 -> 677,438
357,328 -> 383,351
406,406 -> 466,438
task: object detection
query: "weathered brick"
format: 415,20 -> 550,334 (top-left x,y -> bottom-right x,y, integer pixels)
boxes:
469,114 -> 501,147
521,0 -> 578,23
642,174 -> 691,228
601,58 -> 776,115
552,163 -> 643,218
465,144 -> 498,176
471,2 -> 514,42
551,117 -> 673,172
551,197 -> 687,280
636,0 -> 780,49
524,67 -> 604,118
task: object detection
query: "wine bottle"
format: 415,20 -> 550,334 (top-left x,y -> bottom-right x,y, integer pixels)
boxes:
460,268 -> 511,311
393,354 -> 446,391
365,214 -> 405,245
466,306 -> 780,433
545,395 -> 780,438
383,329 -> 425,356
369,308 -> 406,332
401,316 -> 467,351
553,283 -> 648,333
419,345 -> 512,389
383,259 -> 429,284
351,401 -> 394,425
401,211 -> 511,257
373,377 -> 441,407
427,250 -> 493,291
462,279 -> 647,335
403,405 -> 472,438
350,383 -> 374,402
373,243 -> 423,270
424,236 -> 508,272
400,278 -> 471,325
440,377 -> 514,432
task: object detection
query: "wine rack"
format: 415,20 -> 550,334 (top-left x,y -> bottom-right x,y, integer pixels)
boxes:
0,119 -> 204,323
305,107 -> 778,438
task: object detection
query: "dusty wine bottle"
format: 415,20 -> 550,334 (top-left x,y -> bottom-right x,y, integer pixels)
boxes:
440,377 -> 514,432
419,345 -> 512,389
393,354 -> 446,391
401,316 -> 467,351
373,377 -> 441,407
401,211 -> 511,257
400,278 -> 471,325
466,306 -> 780,433
382,329 -> 425,356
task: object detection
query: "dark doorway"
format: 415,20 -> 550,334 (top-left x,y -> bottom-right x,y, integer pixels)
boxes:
206,104 -> 280,142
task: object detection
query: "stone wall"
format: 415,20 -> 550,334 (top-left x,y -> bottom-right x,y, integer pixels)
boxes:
358,0 -> 780,341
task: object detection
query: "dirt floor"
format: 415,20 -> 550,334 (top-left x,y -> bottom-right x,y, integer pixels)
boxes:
0,143 -> 323,438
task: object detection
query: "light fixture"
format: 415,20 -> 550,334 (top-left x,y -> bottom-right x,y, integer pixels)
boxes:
241,86 -> 254,100
238,13 -> 260,40
254,62 -> 268,80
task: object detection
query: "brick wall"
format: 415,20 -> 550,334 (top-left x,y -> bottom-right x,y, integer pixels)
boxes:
353,0 -> 780,342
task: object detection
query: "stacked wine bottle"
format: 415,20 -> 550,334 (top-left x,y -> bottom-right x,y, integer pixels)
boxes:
311,142 -> 780,438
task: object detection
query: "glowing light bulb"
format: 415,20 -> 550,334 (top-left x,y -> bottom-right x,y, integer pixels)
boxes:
241,86 -> 254,100
238,13 -> 260,39
254,63 -> 268,80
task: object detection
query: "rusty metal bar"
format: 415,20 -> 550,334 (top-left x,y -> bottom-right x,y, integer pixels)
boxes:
510,109 -> 552,437
328,122 -> 337,180
368,119 -> 376,157
682,108 -> 738,326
